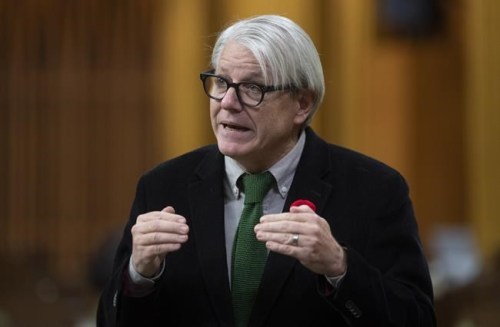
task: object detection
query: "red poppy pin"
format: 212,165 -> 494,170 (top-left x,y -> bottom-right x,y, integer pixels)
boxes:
290,199 -> 316,212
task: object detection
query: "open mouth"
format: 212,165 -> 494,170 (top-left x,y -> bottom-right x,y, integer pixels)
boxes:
221,123 -> 249,132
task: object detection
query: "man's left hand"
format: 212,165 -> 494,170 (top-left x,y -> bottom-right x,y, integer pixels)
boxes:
254,205 -> 346,277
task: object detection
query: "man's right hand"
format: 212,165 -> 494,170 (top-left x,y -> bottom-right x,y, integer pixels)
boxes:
131,206 -> 189,277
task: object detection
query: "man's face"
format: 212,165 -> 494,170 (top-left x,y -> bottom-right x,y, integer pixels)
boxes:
210,41 -> 312,172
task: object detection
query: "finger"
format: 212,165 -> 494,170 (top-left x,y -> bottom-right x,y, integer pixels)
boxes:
255,229 -> 292,245
162,206 -> 175,214
290,205 -> 315,214
255,219 -> 307,235
136,230 -> 189,246
132,220 -> 189,236
136,243 -> 183,259
264,240 -> 305,259
256,227 -> 310,246
259,212 -> 312,223
137,210 -> 186,224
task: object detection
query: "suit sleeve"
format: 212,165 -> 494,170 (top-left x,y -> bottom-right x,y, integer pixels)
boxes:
96,176 -> 163,327
319,173 -> 436,326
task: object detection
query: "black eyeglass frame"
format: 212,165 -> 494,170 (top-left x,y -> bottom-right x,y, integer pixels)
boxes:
199,70 -> 291,107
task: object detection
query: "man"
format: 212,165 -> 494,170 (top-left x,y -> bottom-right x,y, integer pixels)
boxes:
97,15 -> 435,326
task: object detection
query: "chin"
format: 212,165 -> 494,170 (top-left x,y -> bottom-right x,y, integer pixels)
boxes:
217,142 -> 245,158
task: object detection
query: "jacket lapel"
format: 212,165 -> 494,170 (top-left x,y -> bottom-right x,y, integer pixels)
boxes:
188,148 -> 234,326
186,129 -> 333,326
251,128 -> 333,326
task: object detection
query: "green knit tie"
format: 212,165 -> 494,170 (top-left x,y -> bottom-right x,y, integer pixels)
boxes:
231,172 -> 274,327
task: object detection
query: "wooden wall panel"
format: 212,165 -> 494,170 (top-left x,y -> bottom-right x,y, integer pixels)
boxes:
0,0 -> 163,284
155,0 -> 213,159
465,0 -> 500,262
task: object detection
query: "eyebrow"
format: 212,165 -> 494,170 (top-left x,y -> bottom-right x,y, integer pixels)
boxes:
215,69 -> 264,83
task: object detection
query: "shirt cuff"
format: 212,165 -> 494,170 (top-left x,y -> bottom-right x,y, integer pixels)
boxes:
129,257 -> 165,284
324,267 -> 347,289
125,257 -> 165,297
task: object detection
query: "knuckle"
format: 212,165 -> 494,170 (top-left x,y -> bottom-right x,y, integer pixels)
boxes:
310,224 -> 322,236
278,222 -> 288,233
146,221 -> 159,234
283,234 -> 290,243
137,213 -> 151,222
284,245 -> 294,256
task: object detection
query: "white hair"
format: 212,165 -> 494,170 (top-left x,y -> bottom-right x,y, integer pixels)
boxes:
211,15 -> 325,125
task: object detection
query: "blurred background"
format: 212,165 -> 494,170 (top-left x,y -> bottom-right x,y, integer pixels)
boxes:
0,0 -> 499,326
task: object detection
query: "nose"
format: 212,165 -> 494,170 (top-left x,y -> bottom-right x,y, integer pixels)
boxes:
220,86 -> 243,111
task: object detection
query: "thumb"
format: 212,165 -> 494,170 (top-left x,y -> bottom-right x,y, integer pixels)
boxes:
162,206 -> 176,214
290,205 -> 315,214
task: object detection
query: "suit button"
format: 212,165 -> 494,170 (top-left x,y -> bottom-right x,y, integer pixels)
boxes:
113,291 -> 118,307
345,300 -> 362,318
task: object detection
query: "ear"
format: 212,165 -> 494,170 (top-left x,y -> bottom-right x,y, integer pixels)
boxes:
293,89 -> 315,125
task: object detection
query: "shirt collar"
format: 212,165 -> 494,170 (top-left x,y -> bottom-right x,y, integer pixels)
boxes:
224,130 -> 306,199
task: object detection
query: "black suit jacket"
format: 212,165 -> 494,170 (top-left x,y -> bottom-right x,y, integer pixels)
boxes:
97,128 -> 435,326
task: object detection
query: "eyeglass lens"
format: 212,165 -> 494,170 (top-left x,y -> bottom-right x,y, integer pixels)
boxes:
204,76 -> 263,106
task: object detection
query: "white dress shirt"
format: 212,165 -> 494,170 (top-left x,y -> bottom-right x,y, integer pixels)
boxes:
128,130 -> 344,292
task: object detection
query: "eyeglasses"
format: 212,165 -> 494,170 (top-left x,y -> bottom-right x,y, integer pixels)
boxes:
199,70 -> 290,107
